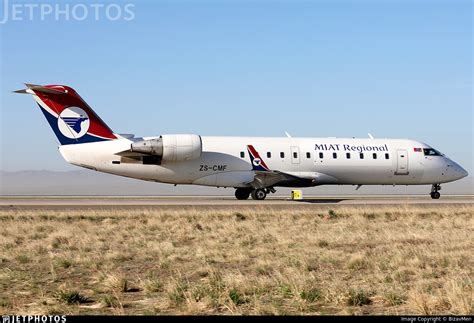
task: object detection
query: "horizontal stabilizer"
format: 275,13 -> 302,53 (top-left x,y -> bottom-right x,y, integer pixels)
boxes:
13,83 -> 67,95
13,89 -> 29,94
25,83 -> 42,88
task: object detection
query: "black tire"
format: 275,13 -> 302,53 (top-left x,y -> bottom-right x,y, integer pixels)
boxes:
235,188 -> 251,200
251,188 -> 267,200
431,191 -> 440,199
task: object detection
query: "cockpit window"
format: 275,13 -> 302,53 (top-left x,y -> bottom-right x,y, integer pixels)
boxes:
423,148 -> 442,156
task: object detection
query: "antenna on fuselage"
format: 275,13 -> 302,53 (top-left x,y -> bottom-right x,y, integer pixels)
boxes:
368,133 -> 374,139
285,131 -> 292,138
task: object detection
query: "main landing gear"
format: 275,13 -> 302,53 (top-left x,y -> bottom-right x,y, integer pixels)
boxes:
251,188 -> 267,200
430,184 -> 441,199
235,188 -> 252,200
234,187 -> 275,200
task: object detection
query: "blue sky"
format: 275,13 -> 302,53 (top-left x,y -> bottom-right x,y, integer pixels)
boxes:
1,0 -> 472,173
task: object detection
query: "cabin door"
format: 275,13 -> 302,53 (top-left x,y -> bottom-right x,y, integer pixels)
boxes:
291,146 -> 300,164
395,149 -> 409,175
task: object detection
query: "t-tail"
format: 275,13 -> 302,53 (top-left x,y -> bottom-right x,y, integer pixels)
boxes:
14,84 -> 118,145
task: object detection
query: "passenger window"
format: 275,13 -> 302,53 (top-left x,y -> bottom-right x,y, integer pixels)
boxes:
240,151 -> 245,158
346,153 -> 351,159
385,153 -> 389,159
373,153 -> 377,159
267,152 -> 271,158
319,152 -> 324,159
333,152 -> 337,159
306,152 -> 311,159
293,152 -> 298,158
280,152 -> 285,158
360,153 -> 364,159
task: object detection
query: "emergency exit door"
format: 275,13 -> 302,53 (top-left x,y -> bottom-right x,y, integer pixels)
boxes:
291,146 -> 300,164
395,149 -> 409,175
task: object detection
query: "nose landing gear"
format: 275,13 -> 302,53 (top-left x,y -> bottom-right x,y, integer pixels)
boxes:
430,184 -> 441,199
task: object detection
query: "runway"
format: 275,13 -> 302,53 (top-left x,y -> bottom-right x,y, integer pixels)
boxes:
1,195 -> 472,210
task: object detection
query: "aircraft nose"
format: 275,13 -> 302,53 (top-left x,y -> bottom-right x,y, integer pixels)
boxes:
448,160 -> 468,180
458,166 -> 468,179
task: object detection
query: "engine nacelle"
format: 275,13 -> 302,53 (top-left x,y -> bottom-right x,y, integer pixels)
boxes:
131,134 -> 202,162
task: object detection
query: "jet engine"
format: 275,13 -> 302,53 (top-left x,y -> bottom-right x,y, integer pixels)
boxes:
131,134 -> 202,162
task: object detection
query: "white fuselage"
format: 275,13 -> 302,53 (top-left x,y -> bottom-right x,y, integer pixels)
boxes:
59,136 -> 468,188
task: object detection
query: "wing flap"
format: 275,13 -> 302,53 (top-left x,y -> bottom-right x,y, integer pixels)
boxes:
247,170 -> 302,189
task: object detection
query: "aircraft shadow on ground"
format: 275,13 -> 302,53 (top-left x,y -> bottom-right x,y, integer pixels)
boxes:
295,199 -> 347,204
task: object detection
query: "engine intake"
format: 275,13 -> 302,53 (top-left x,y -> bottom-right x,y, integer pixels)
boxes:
131,134 -> 202,162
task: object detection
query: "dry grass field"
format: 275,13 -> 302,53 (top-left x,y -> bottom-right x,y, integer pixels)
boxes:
0,204 -> 472,315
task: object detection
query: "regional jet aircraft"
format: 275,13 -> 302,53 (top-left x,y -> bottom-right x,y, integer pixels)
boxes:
15,84 -> 468,200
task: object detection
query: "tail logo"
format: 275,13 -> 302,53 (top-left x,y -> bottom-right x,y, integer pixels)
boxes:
57,107 -> 90,139
252,158 -> 262,167
247,145 -> 270,171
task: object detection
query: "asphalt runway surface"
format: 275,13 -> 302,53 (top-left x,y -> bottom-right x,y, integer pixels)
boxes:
0,196 -> 472,211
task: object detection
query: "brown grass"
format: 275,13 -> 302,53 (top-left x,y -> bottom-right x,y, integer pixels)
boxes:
0,204 -> 472,315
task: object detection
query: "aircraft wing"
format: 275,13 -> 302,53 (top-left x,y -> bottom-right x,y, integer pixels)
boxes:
247,170 -> 310,189
245,144 -> 319,188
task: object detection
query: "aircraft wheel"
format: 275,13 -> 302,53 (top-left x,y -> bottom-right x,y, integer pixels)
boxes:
251,188 -> 267,200
235,188 -> 251,200
431,191 -> 440,199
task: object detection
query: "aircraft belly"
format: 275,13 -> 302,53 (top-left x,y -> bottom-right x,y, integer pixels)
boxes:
193,171 -> 254,187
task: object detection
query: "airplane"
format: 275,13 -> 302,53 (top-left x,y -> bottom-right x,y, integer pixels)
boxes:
14,84 -> 468,200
